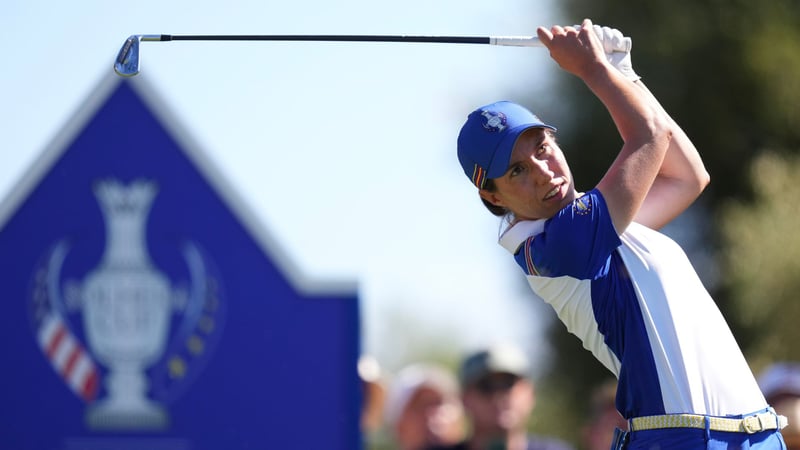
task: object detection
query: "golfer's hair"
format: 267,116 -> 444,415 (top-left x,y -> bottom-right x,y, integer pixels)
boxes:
480,179 -> 508,217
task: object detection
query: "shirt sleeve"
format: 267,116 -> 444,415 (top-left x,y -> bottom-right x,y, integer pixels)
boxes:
512,189 -> 622,279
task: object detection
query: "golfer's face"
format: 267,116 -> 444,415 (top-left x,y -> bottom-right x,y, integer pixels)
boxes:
485,128 -> 575,220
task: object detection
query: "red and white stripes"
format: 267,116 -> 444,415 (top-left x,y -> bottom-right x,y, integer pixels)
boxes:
37,314 -> 99,402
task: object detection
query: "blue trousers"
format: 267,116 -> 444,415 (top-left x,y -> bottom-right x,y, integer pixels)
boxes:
612,408 -> 788,450
623,427 -> 786,449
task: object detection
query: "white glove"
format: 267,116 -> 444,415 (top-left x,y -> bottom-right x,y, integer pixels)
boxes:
574,24 -> 640,81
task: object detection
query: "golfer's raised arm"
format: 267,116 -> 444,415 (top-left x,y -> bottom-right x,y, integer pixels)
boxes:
537,19 -> 672,234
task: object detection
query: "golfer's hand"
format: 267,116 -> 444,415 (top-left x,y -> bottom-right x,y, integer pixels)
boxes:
536,19 -> 610,79
583,24 -> 640,81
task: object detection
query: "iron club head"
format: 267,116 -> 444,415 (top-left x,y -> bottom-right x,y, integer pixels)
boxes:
114,35 -> 142,77
114,35 -> 163,77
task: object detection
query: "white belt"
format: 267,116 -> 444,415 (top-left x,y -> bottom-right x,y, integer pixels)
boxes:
630,411 -> 788,434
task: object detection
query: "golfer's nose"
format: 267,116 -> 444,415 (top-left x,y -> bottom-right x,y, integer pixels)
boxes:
531,157 -> 554,184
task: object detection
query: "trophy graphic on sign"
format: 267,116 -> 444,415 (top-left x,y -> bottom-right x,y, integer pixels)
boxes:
81,179 -> 172,429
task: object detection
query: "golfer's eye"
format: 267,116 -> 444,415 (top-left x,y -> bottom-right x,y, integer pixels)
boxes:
509,164 -> 524,177
537,143 -> 549,156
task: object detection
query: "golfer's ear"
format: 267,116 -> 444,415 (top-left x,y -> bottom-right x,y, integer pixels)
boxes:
479,189 -> 503,207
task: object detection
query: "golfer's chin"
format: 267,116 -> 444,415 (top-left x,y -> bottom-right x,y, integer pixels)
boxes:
517,198 -> 574,222
545,187 -> 578,217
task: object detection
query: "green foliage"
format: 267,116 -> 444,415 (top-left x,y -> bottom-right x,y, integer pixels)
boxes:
718,152 -> 800,369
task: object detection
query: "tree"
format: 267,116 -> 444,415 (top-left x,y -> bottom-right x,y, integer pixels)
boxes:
718,152 -> 800,369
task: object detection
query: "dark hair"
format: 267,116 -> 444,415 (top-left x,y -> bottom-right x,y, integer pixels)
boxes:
480,178 -> 509,217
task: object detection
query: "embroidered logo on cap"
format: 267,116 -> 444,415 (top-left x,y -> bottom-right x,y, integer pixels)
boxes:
481,110 -> 507,132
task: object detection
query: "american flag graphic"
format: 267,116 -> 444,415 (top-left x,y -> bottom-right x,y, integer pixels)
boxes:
31,242 -> 100,403
36,314 -> 99,402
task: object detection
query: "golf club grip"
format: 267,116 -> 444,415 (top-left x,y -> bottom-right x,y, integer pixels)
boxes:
489,36 -> 543,47
155,34 -> 543,47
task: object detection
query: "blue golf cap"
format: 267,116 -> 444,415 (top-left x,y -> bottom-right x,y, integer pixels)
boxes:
457,101 -> 556,189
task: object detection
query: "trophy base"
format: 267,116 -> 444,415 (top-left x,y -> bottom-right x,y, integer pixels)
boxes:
86,400 -> 169,430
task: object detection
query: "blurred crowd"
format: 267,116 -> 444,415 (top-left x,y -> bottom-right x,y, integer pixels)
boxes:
360,346 -> 800,450
360,342 -> 621,450
758,362 -> 800,449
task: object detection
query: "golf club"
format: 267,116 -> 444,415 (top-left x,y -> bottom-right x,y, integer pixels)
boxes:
114,34 -> 544,77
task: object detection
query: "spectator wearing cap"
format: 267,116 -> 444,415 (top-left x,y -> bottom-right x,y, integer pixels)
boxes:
759,362 -> 800,449
430,343 -> 574,450
580,379 -> 627,450
385,362 -> 466,450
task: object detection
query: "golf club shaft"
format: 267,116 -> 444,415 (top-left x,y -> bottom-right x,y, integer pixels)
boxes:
139,34 -> 542,46
114,33 -> 544,77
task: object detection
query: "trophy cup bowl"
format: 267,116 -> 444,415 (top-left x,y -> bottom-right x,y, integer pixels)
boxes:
83,266 -> 171,429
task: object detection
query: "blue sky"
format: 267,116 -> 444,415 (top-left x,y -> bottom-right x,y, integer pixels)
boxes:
1,0 -> 565,372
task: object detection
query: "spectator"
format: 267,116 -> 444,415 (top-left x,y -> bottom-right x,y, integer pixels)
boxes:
432,343 -> 574,450
360,355 -> 388,443
580,379 -> 627,450
759,363 -> 800,449
385,362 -> 466,450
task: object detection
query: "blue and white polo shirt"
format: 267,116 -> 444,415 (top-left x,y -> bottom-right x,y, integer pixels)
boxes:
498,189 -> 766,419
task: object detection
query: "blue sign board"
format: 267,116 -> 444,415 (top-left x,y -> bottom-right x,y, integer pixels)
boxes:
0,75 -> 362,449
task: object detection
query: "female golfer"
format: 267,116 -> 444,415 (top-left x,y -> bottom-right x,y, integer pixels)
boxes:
456,19 -> 787,449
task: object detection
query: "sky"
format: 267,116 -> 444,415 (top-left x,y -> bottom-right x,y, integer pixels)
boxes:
0,0 -> 566,373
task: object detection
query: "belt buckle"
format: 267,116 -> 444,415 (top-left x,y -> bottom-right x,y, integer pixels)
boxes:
742,415 -> 763,434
